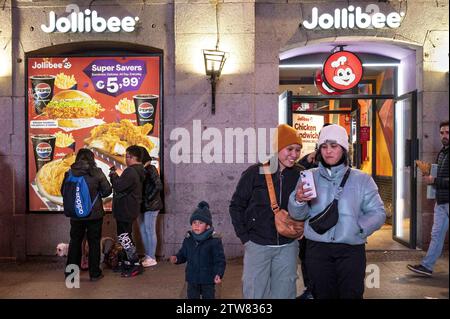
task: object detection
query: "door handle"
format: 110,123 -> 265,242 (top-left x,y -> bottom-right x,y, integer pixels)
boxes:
405,139 -> 411,167
412,138 -> 419,178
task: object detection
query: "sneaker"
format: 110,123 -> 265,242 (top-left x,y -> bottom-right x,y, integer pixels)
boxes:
407,264 -> 433,277
296,288 -> 314,300
121,263 -> 144,278
142,257 -> 157,268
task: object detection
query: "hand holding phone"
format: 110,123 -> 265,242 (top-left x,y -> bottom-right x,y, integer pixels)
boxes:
300,170 -> 317,199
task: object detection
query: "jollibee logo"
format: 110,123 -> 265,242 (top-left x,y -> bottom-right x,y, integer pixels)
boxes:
35,82 -> 52,99
331,57 -> 356,86
314,70 -> 340,96
36,142 -> 53,159
323,51 -> 363,92
138,102 -> 154,119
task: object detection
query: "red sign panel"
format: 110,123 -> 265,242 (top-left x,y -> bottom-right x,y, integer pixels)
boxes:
323,50 -> 363,92
360,126 -> 371,142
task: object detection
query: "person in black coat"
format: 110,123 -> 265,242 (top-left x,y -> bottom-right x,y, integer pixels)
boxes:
296,123 -> 332,299
229,124 -> 303,299
138,146 -> 163,267
170,201 -> 226,299
62,148 -> 112,281
109,145 -> 146,277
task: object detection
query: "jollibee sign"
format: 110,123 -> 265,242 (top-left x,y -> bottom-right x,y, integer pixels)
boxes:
41,4 -> 139,33
302,4 -> 405,30
314,50 -> 363,95
323,51 -> 363,91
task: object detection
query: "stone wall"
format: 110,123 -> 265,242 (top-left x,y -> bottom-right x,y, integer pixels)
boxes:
254,0 -> 449,250
0,0 -> 448,260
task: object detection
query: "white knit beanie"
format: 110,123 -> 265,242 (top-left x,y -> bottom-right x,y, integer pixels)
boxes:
317,124 -> 349,151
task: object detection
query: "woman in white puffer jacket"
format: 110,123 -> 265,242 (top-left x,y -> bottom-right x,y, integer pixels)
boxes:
288,124 -> 386,299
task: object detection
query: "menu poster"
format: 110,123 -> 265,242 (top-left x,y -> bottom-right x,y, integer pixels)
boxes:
26,56 -> 161,212
292,114 -> 324,158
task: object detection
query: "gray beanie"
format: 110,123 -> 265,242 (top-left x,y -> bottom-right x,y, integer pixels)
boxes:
317,124 -> 349,151
190,201 -> 212,226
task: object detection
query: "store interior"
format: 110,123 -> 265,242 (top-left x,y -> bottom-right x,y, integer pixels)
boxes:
279,42 -> 416,250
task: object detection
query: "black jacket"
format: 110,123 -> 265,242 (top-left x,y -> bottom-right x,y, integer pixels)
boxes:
435,147 -> 449,204
142,164 -> 163,212
110,164 -> 145,222
229,162 -> 303,246
298,152 -> 318,170
175,231 -> 226,285
61,160 -> 112,221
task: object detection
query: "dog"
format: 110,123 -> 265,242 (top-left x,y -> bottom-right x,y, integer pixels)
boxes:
57,237 -> 116,269
56,241 -> 89,270
81,238 -> 89,270
100,237 -> 116,263
56,242 -> 69,257
81,236 -> 116,269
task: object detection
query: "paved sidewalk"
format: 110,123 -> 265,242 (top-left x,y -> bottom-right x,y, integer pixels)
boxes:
0,250 -> 447,299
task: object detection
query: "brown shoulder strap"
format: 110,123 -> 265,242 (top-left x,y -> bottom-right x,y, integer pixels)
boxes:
262,164 -> 280,214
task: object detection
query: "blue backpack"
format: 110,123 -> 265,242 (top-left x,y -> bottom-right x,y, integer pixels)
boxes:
62,170 -> 99,218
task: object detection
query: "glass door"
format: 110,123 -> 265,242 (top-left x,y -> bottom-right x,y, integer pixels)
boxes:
393,91 -> 417,248
350,108 -> 360,168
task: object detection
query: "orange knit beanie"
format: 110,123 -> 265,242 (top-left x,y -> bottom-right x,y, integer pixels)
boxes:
273,124 -> 302,152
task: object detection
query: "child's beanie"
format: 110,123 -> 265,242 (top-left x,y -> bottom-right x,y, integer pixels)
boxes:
190,201 -> 212,226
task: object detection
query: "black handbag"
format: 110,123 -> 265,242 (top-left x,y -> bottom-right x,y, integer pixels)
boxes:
308,168 -> 351,235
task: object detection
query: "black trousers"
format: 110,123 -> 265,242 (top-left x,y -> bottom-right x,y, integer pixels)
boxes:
187,283 -> 215,299
116,220 -> 133,242
116,220 -> 138,263
305,240 -> 366,299
66,218 -> 103,279
298,238 -> 310,289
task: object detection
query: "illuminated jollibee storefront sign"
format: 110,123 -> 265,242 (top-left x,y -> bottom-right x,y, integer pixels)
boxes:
41,4 -> 140,33
302,4 -> 405,30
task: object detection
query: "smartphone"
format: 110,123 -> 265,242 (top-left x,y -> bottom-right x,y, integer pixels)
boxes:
300,170 -> 317,199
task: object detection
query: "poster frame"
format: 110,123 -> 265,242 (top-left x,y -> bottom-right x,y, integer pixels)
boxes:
25,52 -> 164,214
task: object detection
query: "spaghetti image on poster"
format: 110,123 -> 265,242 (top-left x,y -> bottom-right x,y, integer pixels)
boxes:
27,56 -> 161,212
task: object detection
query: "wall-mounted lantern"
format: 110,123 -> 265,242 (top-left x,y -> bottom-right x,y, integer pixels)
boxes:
203,49 -> 227,114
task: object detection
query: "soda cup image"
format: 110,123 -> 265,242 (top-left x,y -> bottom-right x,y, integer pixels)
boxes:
30,75 -> 56,115
133,94 -> 158,134
31,134 -> 56,171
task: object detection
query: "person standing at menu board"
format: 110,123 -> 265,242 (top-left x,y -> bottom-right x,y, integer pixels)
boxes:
109,145 -> 146,278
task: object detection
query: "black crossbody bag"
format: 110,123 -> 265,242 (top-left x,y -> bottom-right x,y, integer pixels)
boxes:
308,168 -> 351,235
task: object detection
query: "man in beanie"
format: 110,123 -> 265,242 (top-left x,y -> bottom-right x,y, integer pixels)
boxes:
230,123 -> 304,299
170,201 -> 226,299
289,124 -> 386,299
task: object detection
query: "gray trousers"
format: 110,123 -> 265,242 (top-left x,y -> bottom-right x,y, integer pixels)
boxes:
242,240 -> 299,299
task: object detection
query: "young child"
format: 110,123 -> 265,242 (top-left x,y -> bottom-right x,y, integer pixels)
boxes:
170,201 -> 226,299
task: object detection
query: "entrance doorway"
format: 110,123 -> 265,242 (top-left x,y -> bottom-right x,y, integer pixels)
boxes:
279,88 -> 417,249
278,43 -> 419,250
